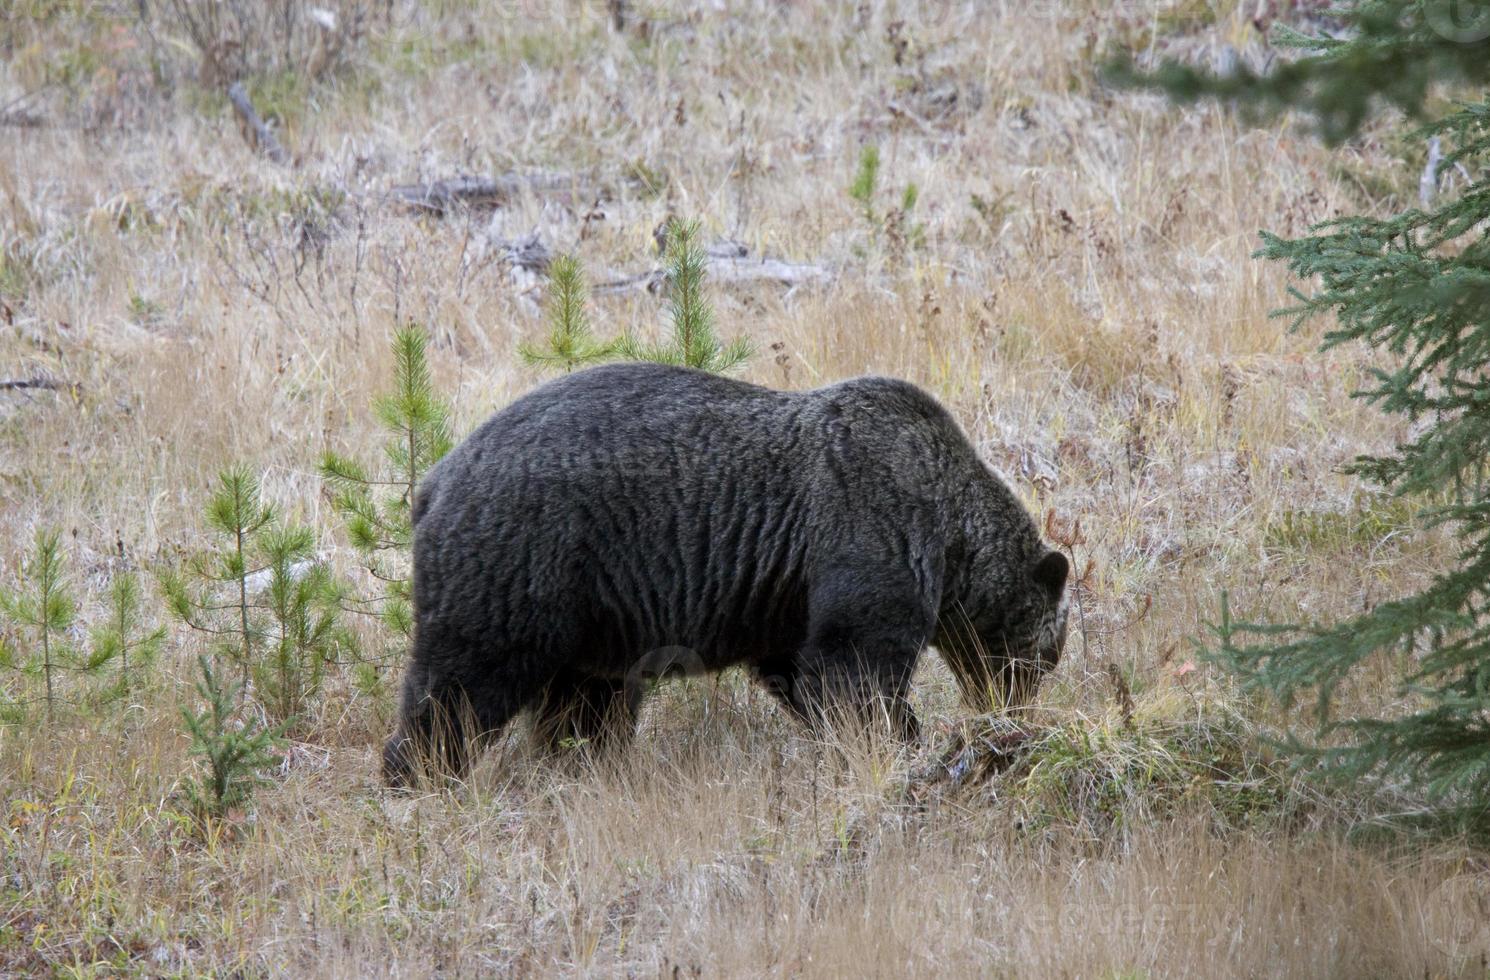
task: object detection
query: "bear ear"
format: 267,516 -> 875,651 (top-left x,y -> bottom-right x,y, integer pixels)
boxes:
1031,551 -> 1069,597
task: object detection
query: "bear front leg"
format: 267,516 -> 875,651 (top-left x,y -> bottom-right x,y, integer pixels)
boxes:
785,574 -> 931,742
787,649 -> 921,741
383,669 -> 473,788
383,624 -> 530,787
531,672 -> 640,754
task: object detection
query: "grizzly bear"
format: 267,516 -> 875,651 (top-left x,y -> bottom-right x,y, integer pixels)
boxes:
383,363 -> 1068,785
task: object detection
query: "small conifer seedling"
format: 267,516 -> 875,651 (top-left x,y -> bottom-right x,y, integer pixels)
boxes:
164,466 -> 347,722
0,528 -> 82,722
848,144 -> 922,261
181,653 -> 286,829
254,523 -> 349,725
519,254 -> 615,372
90,570 -> 166,703
161,466 -> 276,689
616,218 -> 752,373
848,144 -> 881,226
321,323 -> 453,641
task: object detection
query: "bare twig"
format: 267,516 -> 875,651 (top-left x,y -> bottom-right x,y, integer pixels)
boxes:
607,0 -> 628,31
227,82 -> 290,165
1106,663 -> 1136,729
492,230 -> 552,275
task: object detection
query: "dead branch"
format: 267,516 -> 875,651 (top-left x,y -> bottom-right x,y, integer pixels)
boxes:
0,86 -> 50,128
0,108 -> 44,128
491,230 -> 552,275
904,716 -> 1037,799
591,269 -> 664,295
652,221 -> 748,258
387,172 -> 590,214
227,82 -> 290,165
708,255 -> 831,287
594,253 -> 831,295
1,375 -> 77,395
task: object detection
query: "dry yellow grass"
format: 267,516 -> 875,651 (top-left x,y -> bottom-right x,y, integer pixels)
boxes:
2,1 -> 1486,976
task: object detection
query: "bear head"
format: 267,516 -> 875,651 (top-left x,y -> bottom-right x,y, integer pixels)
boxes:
936,549 -> 1070,711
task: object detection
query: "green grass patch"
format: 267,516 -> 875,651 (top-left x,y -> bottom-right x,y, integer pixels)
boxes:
1263,496 -> 1418,554
1014,718 -> 1292,832
375,31 -> 491,77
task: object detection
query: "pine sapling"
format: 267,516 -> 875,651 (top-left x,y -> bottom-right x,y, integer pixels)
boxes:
885,181 -> 925,265
848,144 -> 880,226
519,254 -> 615,372
181,654 -> 286,829
161,466 -> 275,689
254,523 -> 349,726
89,570 -> 166,703
848,144 -> 922,262
0,528 -> 80,722
0,633 -> 15,724
165,466 -> 350,721
616,218 -> 752,373
321,323 -> 453,641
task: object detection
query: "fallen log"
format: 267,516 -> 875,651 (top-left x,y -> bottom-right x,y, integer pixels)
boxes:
707,255 -> 831,287
227,82 -> 290,165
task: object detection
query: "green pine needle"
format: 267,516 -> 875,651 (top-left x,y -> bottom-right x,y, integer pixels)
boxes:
848,145 -> 880,223
0,528 -> 78,720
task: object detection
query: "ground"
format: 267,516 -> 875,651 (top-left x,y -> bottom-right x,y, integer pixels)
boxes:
2,1 -> 1487,976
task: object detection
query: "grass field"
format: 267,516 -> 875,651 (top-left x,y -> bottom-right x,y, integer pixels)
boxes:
3,1 -> 1488,976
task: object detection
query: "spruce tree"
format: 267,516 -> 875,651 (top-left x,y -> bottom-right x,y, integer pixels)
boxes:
1107,3 -> 1490,146
519,254 -> 614,372
617,218 -> 753,373
320,324 -> 453,640
1119,4 -> 1490,802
